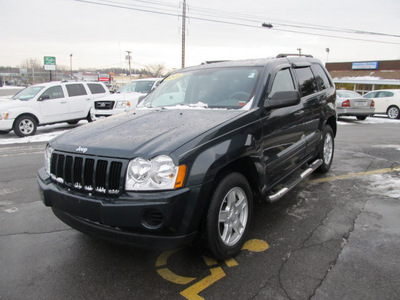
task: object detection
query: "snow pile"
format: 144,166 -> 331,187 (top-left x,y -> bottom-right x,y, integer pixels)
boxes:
367,173 -> 400,199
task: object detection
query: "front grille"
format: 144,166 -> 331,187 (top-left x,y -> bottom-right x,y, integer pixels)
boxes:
50,152 -> 125,196
95,101 -> 115,110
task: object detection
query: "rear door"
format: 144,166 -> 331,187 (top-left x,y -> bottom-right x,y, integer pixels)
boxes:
261,65 -> 306,184
37,85 -> 69,123
65,83 -> 91,120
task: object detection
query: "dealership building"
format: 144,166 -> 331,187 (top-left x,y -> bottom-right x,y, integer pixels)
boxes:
326,59 -> 400,95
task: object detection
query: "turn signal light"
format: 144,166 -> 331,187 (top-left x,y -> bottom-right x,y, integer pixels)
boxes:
174,165 -> 187,189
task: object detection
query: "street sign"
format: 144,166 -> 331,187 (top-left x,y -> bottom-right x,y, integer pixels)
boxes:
44,56 -> 56,71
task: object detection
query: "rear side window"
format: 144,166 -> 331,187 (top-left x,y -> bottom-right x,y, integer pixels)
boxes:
311,64 -> 331,91
41,86 -> 64,100
378,91 -> 394,97
66,84 -> 87,97
294,67 -> 318,97
270,68 -> 296,96
87,83 -> 106,94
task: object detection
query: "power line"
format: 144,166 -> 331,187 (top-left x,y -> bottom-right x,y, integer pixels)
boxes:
73,0 -> 400,45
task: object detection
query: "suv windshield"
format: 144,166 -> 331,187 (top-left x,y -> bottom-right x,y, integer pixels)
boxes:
117,80 -> 156,93
141,67 -> 262,109
12,86 -> 45,101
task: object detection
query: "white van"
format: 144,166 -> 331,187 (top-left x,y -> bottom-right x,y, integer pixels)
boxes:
0,81 -> 109,137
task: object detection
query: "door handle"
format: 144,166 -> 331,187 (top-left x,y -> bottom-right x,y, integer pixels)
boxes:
60,101 -> 67,104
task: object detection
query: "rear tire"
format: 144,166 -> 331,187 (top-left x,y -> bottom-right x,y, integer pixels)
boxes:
203,172 -> 253,260
13,115 -> 37,137
387,106 -> 400,119
317,125 -> 334,173
356,116 -> 367,121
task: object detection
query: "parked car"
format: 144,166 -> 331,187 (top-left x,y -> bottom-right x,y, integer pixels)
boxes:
90,78 -> 162,120
0,81 -> 109,137
363,89 -> 400,119
336,90 -> 375,120
38,55 -> 337,260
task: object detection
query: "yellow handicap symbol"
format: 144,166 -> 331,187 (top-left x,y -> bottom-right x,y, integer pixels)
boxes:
156,239 -> 269,300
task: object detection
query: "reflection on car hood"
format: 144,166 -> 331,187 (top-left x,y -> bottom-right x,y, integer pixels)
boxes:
95,92 -> 144,102
50,108 -> 244,159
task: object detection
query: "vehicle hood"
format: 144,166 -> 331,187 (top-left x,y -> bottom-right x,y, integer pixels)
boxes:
50,108 -> 245,159
95,92 -> 144,102
0,99 -> 27,109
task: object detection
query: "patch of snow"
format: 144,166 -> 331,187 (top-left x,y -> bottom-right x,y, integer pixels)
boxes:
0,121 -> 87,145
367,174 -> 400,199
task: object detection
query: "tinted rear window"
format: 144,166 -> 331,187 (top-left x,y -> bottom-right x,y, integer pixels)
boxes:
294,67 -> 318,97
87,83 -> 106,94
311,64 -> 331,91
66,84 -> 87,97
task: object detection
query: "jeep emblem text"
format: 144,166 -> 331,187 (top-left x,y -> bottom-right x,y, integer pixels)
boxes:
76,146 -> 88,153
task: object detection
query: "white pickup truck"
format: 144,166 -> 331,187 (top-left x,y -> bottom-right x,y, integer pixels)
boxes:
0,81 -> 109,137
90,78 -> 162,120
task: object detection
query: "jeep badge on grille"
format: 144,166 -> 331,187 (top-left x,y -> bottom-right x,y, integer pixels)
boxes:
76,146 -> 88,153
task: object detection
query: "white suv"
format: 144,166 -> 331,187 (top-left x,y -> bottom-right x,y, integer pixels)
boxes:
90,78 -> 162,120
0,81 -> 109,137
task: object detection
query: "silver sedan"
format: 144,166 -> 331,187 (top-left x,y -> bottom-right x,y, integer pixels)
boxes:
336,90 -> 375,120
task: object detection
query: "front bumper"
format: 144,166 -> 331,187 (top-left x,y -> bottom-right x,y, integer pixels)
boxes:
90,107 -> 127,120
0,119 -> 14,131
37,167 -> 203,248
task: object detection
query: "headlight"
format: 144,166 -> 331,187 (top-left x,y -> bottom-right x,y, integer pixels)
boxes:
44,145 -> 54,175
125,155 -> 186,191
0,112 -> 9,120
116,101 -> 130,108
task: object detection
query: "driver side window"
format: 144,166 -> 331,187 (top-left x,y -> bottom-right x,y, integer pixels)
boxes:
41,86 -> 64,100
270,68 -> 296,96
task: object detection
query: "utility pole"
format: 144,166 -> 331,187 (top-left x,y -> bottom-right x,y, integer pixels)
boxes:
181,0 -> 186,68
30,59 -> 35,84
126,51 -> 132,81
70,54 -> 73,79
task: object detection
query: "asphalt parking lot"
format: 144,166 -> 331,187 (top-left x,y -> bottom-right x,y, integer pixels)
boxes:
1,116 -> 399,300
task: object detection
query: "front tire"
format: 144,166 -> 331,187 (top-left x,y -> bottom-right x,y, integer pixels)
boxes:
317,125 -> 334,173
13,115 -> 37,137
356,116 -> 367,121
387,106 -> 400,119
204,172 -> 253,260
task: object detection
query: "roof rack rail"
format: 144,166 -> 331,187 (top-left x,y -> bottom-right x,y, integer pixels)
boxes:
276,54 -> 313,58
201,60 -> 230,65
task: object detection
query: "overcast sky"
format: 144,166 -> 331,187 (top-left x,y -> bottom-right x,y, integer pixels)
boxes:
1,0 -> 399,71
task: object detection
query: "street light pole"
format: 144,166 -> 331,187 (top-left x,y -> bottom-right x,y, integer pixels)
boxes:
297,48 -> 302,56
70,54 -> 73,79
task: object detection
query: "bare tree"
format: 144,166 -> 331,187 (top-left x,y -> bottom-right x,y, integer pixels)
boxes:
144,63 -> 167,77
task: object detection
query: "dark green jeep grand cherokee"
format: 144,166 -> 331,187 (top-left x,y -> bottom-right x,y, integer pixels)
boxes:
38,54 -> 336,260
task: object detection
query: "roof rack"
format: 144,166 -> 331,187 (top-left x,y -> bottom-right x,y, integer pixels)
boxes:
276,54 -> 313,58
201,60 -> 230,65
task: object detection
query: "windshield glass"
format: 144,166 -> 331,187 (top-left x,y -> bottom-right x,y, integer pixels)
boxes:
117,80 -> 156,93
141,67 -> 262,109
12,86 -> 45,101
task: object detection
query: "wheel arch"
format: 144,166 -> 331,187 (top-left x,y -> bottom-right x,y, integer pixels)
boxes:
13,113 -> 40,128
325,115 -> 337,137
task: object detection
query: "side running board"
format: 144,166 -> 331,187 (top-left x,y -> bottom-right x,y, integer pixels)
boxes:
266,159 -> 323,203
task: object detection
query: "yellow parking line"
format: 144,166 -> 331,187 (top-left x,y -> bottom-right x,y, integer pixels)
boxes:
309,166 -> 400,183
